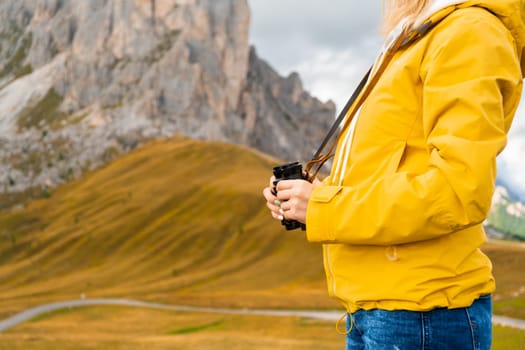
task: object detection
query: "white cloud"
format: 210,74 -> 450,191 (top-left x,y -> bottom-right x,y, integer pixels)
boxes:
506,201 -> 525,217
248,0 -> 383,112
248,0 -> 382,78
283,41 -> 380,113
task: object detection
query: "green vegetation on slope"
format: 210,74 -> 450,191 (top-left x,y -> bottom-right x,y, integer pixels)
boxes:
488,203 -> 525,241
0,25 -> 33,80
16,88 -> 66,130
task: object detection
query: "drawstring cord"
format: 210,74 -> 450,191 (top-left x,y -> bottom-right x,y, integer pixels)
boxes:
336,311 -> 353,335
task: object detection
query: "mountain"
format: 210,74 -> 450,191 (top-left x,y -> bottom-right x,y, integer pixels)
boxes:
487,185 -> 525,241
0,0 -> 334,205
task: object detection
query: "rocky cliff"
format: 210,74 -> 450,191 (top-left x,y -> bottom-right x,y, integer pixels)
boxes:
0,0 -> 335,198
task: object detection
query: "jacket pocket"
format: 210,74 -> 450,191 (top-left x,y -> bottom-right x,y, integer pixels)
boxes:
310,186 -> 343,203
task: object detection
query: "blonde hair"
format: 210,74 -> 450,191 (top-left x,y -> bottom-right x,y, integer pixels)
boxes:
381,0 -> 432,34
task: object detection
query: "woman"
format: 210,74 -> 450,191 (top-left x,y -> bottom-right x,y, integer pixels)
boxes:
263,0 -> 525,349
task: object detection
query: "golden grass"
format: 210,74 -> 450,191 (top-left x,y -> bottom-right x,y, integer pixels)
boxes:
0,137 -> 524,349
0,137 -> 336,320
0,305 -> 523,350
483,240 -> 525,320
0,306 -> 344,350
493,326 -> 525,350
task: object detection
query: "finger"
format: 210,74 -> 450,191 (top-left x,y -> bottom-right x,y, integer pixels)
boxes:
279,200 -> 291,212
276,180 -> 308,199
264,189 -> 284,209
262,187 -> 276,201
275,179 -> 300,191
278,205 -> 287,220
266,200 -> 281,213
277,195 -> 305,222
268,207 -> 283,221
276,188 -> 294,201
278,180 -> 314,201
264,192 -> 282,210
282,206 -> 301,222
269,175 -> 276,189
279,203 -> 295,219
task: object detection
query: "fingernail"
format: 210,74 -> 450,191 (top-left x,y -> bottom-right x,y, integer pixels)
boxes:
278,215 -> 284,220
274,199 -> 281,206
279,208 -> 284,215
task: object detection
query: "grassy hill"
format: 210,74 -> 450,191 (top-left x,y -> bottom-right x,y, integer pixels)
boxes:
0,137 -> 332,319
0,137 -> 524,324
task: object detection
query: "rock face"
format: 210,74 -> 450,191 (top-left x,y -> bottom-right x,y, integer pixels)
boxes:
0,0 -> 335,195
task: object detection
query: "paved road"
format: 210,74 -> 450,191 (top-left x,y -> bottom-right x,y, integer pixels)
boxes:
0,298 -> 524,333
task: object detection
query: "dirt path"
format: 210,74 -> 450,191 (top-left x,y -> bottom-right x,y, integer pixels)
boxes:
1,298 -> 524,332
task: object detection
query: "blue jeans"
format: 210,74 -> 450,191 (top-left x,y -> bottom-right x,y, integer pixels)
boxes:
346,295 -> 492,350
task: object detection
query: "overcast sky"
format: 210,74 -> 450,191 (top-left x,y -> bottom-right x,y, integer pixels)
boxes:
247,0 -> 525,198
248,0 -> 383,112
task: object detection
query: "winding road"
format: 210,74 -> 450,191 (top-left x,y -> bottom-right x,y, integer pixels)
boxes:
0,298 -> 524,333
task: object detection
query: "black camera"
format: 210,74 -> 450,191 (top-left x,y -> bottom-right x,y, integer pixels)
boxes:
272,161 -> 309,231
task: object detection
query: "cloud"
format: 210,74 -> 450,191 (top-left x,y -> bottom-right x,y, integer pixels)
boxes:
287,40 -> 380,112
498,101 -> 525,198
248,0 -> 383,111
248,0 -> 382,45
248,0 -> 382,74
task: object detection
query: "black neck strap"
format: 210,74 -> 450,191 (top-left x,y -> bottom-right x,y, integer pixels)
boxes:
311,66 -> 372,161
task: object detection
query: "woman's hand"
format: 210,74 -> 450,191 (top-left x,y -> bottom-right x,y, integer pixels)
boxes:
262,176 -> 321,224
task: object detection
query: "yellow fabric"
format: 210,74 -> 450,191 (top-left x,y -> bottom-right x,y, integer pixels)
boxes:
306,1 -> 524,312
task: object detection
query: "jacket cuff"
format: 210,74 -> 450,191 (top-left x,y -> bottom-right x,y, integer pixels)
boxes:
306,186 -> 342,243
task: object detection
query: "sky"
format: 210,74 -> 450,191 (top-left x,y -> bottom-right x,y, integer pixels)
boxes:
247,0 -> 525,199
248,0 -> 383,113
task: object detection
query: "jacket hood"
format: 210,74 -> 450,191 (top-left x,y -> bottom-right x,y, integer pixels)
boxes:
418,0 -> 525,75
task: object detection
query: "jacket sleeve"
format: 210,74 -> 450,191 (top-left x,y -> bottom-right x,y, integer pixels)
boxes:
306,11 -> 523,246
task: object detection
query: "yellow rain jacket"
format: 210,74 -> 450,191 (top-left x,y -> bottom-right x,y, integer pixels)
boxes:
306,0 -> 525,312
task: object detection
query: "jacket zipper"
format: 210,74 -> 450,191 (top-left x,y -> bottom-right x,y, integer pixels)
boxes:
325,244 -> 352,312
324,244 -> 337,297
